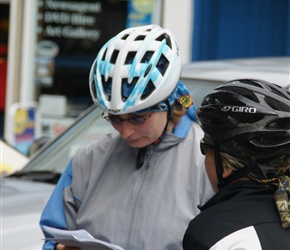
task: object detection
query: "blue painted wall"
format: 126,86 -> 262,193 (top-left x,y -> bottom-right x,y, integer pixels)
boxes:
192,0 -> 290,61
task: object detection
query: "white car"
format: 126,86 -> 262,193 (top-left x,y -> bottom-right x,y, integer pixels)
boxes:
2,57 -> 289,250
0,139 -> 29,176
181,57 -> 289,107
2,106 -> 113,250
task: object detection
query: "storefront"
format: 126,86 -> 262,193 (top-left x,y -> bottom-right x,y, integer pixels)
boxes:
0,1 -> 9,138
3,0 -> 169,155
2,0 -> 289,155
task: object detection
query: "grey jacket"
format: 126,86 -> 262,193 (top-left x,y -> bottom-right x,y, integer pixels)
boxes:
40,121 -> 213,250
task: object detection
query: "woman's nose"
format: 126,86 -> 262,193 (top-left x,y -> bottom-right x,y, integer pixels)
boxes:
118,122 -> 135,139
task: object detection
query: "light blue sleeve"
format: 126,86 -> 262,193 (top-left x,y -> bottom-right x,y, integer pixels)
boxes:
39,159 -> 73,250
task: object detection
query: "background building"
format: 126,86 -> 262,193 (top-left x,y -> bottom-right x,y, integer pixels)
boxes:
1,0 -> 289,154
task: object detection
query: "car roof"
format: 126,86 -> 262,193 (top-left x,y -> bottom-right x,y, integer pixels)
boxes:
181,57 -> 290,89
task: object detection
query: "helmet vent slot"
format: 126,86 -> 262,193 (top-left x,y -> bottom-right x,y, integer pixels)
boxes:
102,48 -> 107,61
141,51 -> 154,63
125,52 -> 136,64
121,34 -> 129,40
265,96 -> 290,112
135,35 -> 146,41
219,87 -> 259,103
102,75 -> 112,101
156,33 -> 172,49
141,80 -> 156,100
267,118 -> 290,130
110,50 -> 119,64
122,77 -> 139,101
269,86 -> 290,100
239,79 -> 261,88
156,54 -> 169,75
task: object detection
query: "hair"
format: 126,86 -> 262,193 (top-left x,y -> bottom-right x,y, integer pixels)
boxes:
204,136 -> 290,182
224,152 -> 289,179
171,102 -> 186,126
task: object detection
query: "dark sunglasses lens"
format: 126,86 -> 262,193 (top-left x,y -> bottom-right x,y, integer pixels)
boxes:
129,117 -> 146,125
107,116 -> 122,124
104,114 -> 149,125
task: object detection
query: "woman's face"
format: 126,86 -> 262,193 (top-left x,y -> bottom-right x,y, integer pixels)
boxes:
109,111 -> 168,148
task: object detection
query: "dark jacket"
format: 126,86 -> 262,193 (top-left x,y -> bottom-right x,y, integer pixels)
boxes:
183,180 -> 290,250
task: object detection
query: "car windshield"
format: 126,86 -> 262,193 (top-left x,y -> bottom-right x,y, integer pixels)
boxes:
9,57 -> 289,184
14,105 -> 114,179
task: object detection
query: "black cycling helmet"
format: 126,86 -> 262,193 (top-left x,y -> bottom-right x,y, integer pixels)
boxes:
197,78 -> 290,163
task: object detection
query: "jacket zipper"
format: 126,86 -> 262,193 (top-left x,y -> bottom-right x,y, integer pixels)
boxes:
126,146 -> 153,250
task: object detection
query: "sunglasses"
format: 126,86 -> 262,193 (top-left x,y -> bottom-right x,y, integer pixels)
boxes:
200,139 -> 214,155
103,113 -> 152,125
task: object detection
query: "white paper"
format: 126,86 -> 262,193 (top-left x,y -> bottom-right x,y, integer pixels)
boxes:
42,225 -> 125,250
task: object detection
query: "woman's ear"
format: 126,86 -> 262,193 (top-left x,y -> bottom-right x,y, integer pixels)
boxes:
222,162 -> 233,178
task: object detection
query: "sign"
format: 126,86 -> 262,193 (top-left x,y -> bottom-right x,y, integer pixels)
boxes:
6,102 -> 40,156
38,0 -> 102,42
36,0 -> 127,57
34,0 -> 127,107
127,0 -> 153,27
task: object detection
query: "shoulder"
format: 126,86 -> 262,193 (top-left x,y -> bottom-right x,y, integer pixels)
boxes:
184,185 -> 289,250
72,131 -> 129,166
76,131 -> 120,155
181,121 -> 204,148
189,121 -> 204,138
174,114 -> 204,138
211,226 -> 263,250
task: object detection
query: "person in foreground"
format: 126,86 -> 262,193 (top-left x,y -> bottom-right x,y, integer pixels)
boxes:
183,78 -> 290,250
40,24 -> 214,250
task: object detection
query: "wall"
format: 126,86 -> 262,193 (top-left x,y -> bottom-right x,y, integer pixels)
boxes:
162,0 -> 193,64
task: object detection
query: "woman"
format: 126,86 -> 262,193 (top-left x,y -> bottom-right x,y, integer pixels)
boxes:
183,78 -> 290,250
40,24 -> 213,250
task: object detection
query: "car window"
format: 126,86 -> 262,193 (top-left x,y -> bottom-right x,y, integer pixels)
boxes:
20,105 -> 114,174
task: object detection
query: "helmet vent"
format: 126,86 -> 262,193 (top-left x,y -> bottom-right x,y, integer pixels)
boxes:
102,48 -> 107,61
156,54 -> 169,76
219,86 -> 259,103
110,50 -> 119,64
156,33 -> 172,49
141,51 -> 154,63
135,35 -> 146,41
122,77 -> 139,101
141,79 -> 156,100
101,75 -> 112,101
240,79 -> 261,88
264,96 -> 290,112
267,118 -> 290,130
121,34 -> 129,40
125,52 -> 136,64
269,85 -> 290,100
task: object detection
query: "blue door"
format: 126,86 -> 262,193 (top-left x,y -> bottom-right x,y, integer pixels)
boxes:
192,0 -> 290,61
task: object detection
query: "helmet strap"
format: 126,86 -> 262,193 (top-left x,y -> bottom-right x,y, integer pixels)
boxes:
136,100 -> 173,169
163,99 -> 174,132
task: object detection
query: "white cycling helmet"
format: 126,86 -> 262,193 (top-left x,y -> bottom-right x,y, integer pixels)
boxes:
89,24 -> 182,114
